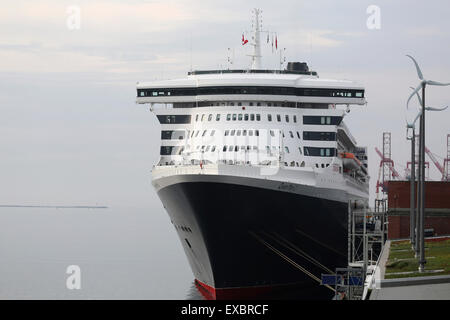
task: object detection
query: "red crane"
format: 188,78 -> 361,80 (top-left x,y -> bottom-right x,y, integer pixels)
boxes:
425,146 -> 445,180
374,147 -> 402,180
374,146 -> 403,199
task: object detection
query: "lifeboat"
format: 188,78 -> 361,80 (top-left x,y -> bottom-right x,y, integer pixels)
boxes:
339,152 -> 361,171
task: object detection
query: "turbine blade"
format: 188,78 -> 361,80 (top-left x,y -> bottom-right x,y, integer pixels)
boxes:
407,84 -> 422,109
406,55 -> 424,80
412,110 -> 421,125
425,105 -> 448,111
406,109 -> 422,129
426,80 -> 450,86
410,86 -> 423,106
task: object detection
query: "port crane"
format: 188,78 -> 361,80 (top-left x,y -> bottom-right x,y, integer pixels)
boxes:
424,135 -> 450,181
375,147 -> 402,179
405,134 -> 449,181
374,147 -> 403,199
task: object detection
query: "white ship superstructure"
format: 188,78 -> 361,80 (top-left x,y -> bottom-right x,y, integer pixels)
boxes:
137,69 -> 368,201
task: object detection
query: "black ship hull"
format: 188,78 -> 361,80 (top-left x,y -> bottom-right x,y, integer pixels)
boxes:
156,177 -> 349,300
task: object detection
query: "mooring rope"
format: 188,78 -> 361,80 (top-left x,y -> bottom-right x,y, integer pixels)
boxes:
262,230 -> 333,274
249,231 -> 335,293
295,228 -> 346,258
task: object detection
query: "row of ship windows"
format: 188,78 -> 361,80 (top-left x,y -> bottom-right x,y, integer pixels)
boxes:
160,145 -> 337,157
174,224 -> 192,233
198,101 -> 301,107
157,114 -> 343,125
138,86 -> 364,98
162,159 -> 335,169
162,129 -> 336,141
195,113 -> 298,123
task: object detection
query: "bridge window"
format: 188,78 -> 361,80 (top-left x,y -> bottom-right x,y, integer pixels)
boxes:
304,147 -> 337,157
303,116 -> 342,125
138,87 -> 364,99
161,130 -> 186,140
303,131 -> 337,141
160,146 -> 184,155
157,115 -> 191,124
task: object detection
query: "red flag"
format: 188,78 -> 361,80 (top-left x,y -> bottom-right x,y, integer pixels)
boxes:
275,35 -> 278,49
242,34 -> 248,45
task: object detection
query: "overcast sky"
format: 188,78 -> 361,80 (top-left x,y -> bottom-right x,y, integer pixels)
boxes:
1,0 -> 450,207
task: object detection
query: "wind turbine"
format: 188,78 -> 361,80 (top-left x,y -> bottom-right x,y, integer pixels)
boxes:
406,54 -> 450,272
406,87 -> 448,255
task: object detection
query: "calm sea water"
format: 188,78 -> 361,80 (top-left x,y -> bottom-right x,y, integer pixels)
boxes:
0,206 -> 203,300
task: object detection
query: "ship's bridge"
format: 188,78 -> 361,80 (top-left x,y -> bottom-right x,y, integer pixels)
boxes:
136,68 -> 366,107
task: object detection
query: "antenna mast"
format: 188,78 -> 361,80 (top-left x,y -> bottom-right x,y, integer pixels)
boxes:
250,8 -> 262,70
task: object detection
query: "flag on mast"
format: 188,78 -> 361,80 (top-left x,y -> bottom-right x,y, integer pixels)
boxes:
275,34 -> 278,50
271,34 -> 274,52
242,33 -> 248,45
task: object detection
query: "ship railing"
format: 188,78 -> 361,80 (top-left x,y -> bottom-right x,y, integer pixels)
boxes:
152,162 -> 316,184
149,103 -> 173,110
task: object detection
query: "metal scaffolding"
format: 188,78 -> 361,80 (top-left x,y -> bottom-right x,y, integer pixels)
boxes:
321,199 -> 387,300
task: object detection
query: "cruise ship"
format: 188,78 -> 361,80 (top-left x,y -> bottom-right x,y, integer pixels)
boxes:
137,10 -> 369,299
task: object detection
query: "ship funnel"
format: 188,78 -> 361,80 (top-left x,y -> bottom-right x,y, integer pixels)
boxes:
286,62 -> 309,73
